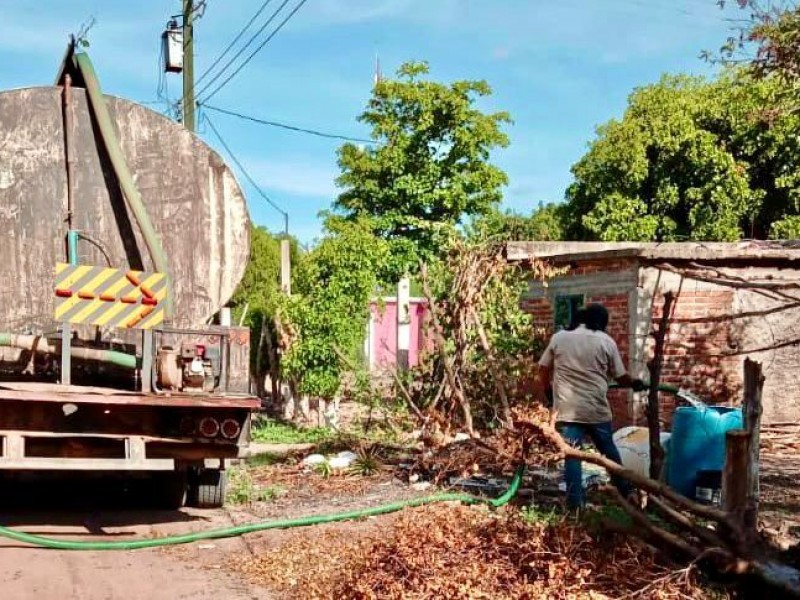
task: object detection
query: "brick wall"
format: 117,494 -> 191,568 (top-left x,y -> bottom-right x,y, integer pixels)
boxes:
524,291 -> 632,430
522,261 -> 740,431
645,290 -> 739,428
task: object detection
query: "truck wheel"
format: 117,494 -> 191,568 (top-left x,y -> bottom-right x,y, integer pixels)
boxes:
157,471 -> 188,509
191,469 -> 227,508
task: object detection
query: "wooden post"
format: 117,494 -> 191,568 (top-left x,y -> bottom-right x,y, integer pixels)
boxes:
280,239 -> 291,294
647,291 -> 674,479
723,429 -> 751,522
743,358 -> 765,531
396,276 -> 411,372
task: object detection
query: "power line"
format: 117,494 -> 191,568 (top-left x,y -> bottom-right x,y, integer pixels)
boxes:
197,0 -> 310,104
196,0 -> 275,86
201,103 -> 375,144
194,0 -> 293,101
203,114 -> 289,234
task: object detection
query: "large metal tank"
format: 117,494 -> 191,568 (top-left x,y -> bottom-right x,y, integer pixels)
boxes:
0,86 -> 250,332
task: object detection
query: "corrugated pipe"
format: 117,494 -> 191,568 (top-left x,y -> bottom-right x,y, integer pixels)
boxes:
72,52 -> 172,317
0,333 -> 137,370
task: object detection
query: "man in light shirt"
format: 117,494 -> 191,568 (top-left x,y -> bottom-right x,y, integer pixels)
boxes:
537,303 -> 646,510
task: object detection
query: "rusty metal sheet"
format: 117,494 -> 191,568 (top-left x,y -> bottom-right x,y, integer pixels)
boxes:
0,385 -> 260,409
0,86 -> 250,332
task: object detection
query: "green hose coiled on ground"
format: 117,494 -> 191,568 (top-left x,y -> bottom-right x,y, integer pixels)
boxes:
0,465 -> 525,551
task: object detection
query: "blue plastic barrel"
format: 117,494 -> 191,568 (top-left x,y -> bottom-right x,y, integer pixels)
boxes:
666,406 -> 743,499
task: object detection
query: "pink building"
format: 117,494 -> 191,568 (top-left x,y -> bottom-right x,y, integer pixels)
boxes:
366,297 -> 430,371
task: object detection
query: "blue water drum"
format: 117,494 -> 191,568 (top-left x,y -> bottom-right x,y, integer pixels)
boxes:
666,406 -> 744,499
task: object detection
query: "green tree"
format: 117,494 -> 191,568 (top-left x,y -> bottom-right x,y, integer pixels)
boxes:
469,203 -> 566,242
280,219 -> 391,399
229,226 -> 300,394
717,1 -> 800,86
332,61 -> 511,274
564,71 -> 800,241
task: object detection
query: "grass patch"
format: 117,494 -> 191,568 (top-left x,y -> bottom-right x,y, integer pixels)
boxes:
226,466 -> 286,505
246,452 -> 285,467
519,505 -> 563,526
251,418 -> 333,445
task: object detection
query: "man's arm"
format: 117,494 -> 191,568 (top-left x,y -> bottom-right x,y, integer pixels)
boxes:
537,364 -> 553,406
537,338 -> 556,406
607,338 -> 647,391
615,373 -> 646,391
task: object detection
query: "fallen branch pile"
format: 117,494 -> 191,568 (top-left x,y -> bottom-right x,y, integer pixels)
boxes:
407,242 -> 560,438
413,405 -> 559,483
234,505 -> 714,600
516,409 -> 800,597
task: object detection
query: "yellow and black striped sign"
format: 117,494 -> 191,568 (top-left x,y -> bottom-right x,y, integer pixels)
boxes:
54,264 -> 168,330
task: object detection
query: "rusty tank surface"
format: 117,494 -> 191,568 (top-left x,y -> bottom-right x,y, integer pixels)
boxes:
0,86 -> 250,331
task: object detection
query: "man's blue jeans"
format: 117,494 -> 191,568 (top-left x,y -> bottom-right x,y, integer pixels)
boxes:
558,421 -> 633,509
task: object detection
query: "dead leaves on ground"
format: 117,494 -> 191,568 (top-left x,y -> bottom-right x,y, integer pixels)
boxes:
231,504 -> 714,600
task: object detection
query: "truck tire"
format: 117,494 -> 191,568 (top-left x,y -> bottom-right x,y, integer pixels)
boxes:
157,471 -> 189,510
191,469 -> 227,508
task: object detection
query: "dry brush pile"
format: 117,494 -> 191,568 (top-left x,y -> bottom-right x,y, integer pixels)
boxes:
399,241 -> 561,440
233,504 -> 715,600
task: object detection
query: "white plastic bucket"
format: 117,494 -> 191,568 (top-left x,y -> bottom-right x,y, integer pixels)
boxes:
613,426 -> 671,478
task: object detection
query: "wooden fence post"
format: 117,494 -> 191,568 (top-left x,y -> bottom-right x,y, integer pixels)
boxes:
647,291 -> 675,479
743,358 -> 765,531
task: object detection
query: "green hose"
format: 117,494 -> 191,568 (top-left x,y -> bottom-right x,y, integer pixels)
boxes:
0,465 -> 525,551
0,333 -> 137,370
610,382 -> 681,395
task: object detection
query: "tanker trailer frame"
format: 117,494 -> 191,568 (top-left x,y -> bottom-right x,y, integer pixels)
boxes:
0,325 -> 259,509
0,44 -> 259,508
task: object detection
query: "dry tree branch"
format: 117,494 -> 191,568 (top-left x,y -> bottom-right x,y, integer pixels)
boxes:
646,494 -> 727,549
607,486 -> 702,559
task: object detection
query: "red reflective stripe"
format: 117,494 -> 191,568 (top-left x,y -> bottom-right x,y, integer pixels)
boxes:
125,306 -> 154,329
141,297 -> 158,306
55,289 -> 73,298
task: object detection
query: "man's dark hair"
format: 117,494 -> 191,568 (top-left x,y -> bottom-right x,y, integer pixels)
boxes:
583,303 -> 609,332
566,307 -> 586,331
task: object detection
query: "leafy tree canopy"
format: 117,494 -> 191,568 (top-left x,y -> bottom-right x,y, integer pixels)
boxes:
332,61 -> 511,275
468,203 -> 566,242
717,1 -> 800,87
563,70 -> 800,241
280,219 -> 392,399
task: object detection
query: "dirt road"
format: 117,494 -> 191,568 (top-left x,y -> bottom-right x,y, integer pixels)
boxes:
0,477 -> 273,600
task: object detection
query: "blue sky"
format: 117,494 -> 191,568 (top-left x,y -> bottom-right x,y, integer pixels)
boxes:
0,1 -> 744,243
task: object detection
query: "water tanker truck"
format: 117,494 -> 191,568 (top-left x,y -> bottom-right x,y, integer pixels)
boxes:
0,44 -> 259,507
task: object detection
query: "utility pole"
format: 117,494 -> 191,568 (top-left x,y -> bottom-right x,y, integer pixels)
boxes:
182,0 -> 196,132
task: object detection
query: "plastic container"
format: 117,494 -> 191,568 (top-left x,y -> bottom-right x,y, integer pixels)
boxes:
613,426 -> 672,478
666,406 -> 743,499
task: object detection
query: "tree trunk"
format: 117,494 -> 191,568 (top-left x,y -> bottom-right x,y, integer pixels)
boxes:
469,307 -> 513,429
264,318 -> 280,407
420,263 -> 474,436
254,317 -> 268,398
647,291 -> 674,479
